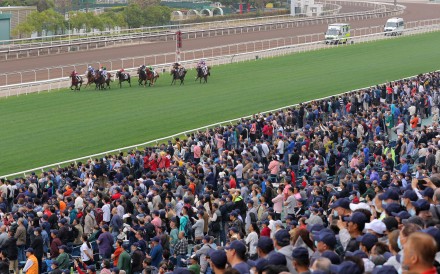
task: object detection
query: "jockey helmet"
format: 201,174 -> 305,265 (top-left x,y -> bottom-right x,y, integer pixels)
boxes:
103,67 -> 106,70
88,66 -> 92,69
120,69 -> 124,72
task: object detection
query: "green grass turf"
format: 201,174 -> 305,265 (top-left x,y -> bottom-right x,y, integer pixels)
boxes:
1,31 -> 440,176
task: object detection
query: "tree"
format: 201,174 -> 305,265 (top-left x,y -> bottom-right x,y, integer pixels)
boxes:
42,8 -> 65,34
123,4 -> 145,28
144,6 -> 171,26
128,0 -> 160,9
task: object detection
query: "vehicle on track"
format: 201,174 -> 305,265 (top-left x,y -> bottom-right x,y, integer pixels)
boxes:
325,23 -> 351,45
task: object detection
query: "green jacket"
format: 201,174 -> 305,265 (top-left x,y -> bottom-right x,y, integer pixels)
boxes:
362,187 -> 376,199
117,250 -> 131,274
56,252 -> 70,270
188,264 -> 201,274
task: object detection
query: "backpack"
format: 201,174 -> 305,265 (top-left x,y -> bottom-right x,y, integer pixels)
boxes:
93,208 -> 103,225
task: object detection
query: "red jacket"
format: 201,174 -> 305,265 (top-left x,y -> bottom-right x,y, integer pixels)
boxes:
261,227 -> 271,237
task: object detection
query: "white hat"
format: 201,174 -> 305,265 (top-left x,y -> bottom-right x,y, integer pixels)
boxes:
349,202 -> 371,213
137,178 -> 144,183
365,219 -> 386,234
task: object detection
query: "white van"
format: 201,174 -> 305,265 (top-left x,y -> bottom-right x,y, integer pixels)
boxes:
384,17 -> 404,36
325,23 -> 351,44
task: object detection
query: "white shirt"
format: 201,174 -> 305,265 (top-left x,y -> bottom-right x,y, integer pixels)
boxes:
245,231 -> 259,255
234,164 -> 243,179
75,196 -> 84,210
102,203 -> 111,222
80,242 -> 93,261
269,220 -> 276,238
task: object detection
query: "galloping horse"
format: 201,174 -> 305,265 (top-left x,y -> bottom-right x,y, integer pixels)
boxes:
95,73 -> 112,90
70,71 -> 83,91
171,67 -> 187,85
146,68 -> 159,86
84,70 -> 97,88
116,71 -> 131,88
195,66 -> 211,83
137,67 -> 148,87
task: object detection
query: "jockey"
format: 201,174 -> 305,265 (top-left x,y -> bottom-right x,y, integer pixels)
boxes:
148,65 -> 157,77
119,68 -> 124,72
101,67 -> 107,78
197,59 -> 206,68
87,66 -> 95,76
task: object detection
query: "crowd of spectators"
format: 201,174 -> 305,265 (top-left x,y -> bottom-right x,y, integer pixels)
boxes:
1,71 -> 440,274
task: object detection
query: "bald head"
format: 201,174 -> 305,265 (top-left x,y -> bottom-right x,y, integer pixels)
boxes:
403,232 -> 437,271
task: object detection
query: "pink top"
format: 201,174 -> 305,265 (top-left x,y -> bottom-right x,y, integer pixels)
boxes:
268,160 -> 280,175
151,216 -> 162,234
194,145 -> 201,159
271,194 -> 283,213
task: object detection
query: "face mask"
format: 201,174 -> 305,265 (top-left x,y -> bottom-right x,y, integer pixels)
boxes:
349,195 -> 354,200
314,241 -> 318,247
400,200 -> 406,207
397,236 -> 403,250
382,201 -> 387,207
333,211 -> 339,217
409,209 -> 416,216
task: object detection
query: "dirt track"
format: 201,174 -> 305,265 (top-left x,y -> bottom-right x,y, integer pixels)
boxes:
1,2 -> 440,80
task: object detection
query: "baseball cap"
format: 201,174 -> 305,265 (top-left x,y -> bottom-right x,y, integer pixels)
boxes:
343,212 -> 368,226
25,248 -> 34,253
383,203 -> 402,215
378,190 -> 399,201
274,229 -> 290,246
365,219 -> 387,234
411,199 -> 430,211
402,190 -> 418,201
58,219 -> 67,225
257,236 -> 273,250
391,211 -> 411,221
58,245 -> 67,250
267,252 -> 287,265
371,265 -> 398,274
321,250 -> 341,265
345,250 -> 368,259
307,223 -> 324,233
313,231 -> 337,249
225,240 -> 246,255
330,261 -> 362,274
152,236 -> 160,242
253,258 -> 268,271
330,198 -> 350,210
421,227 -> 440,248
291,247 -> 309,261
349,202 -> 371,212
207,249 -> 227,268
421,187 -> 434,199
356,233 -> 378,250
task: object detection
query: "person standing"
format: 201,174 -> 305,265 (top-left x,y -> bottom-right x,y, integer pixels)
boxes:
146,237 -> 163,268
15,218 -> 26,263
23,248 -> 38,274
80,235 -> 94,266
5,230 -> 18,273
117,244 -> 131,274
97,225 -> 114,259
30,228 -> 44,274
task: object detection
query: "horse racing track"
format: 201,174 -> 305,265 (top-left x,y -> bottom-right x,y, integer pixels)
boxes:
1,31 -> 440,175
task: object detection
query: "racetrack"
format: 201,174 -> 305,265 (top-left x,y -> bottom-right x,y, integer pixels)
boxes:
1,2 -> 439,77
1,31 -> 440,176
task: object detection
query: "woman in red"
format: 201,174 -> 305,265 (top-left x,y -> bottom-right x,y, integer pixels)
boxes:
260,220 -> 271,237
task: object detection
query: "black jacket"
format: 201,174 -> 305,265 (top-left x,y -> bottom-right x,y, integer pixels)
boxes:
5,236 -> 18,260
31,235 -> 44,259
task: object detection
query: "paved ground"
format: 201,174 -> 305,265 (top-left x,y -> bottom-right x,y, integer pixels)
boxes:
1,2 -> 439,76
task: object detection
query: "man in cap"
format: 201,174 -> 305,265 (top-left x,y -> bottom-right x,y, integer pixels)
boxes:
15,217 -> 26,263
245,200 -> 257,232
330,260 -> 362,274
50,229 -> 62,258
274,229 -> 296,273
30,227 -> 44,273
357,233 -> 379,257
207,249 -> 227,274
291,247 -> 310,274
56,245 -> 70,270
23,248 -> 38,274
188,254 -> 201,274
146,236 -> 163,268
330,198 -> 351,220
174,231 -> 189,267
225,240 -> 250,274
131,242 -> 144,274
313,230 -> 337,259
338,211 -> 368,252
50,260 -> 62,274
256,236 -> 274,259
97,225 -> 114,259
5,229 -> 18,273
117,243 -> 131,274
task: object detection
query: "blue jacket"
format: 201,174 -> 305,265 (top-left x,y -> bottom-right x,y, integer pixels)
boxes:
150,244 -> 163,267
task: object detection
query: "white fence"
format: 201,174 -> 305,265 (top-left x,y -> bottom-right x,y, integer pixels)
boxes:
1,16 -> 439,90
0,1 -> 403,60
0,24 -> 439,178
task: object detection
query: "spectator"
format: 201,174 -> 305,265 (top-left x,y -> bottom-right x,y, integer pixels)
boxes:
225,240 -> 250,273
23,248 -> 38,274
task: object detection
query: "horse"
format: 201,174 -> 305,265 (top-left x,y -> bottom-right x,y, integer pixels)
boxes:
195,66 -> 211,83
70,72 -> 83,91
116,71 -> 131,88
137,68 -> 147,87
146,68 -> 159,86
84,70 -> 97,88
171,67 -> 187,85
94,73 -> 112,90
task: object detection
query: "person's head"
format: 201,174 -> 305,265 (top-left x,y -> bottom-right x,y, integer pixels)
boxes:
225,240 -> 247,264
399,223 -> 422,250
291,247 -> 310,272
310,257 -> 331,273
274,229 -> 291,249
344,212 -> 368,235
257,236 -> 274,258
402,232 -> 437,273
178,231 -> 185,240
25,248 -> 34,257
58,245 -> 66,254
208,249 -> 227,271
314,231 -> 337,252
357,233 -> 378,254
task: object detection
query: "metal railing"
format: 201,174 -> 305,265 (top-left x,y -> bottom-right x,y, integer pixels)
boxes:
2,16 -> 440,89
0,24 -> 439,178
0,1 -> 404,60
